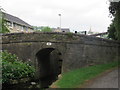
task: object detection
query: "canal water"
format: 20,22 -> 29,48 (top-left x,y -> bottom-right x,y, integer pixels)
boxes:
2,75 -> 58,89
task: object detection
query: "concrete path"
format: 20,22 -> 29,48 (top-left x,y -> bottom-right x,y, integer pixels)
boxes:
82,68 -> 119,88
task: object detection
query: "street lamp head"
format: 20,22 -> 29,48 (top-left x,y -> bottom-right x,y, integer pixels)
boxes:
58,14 -> 61,16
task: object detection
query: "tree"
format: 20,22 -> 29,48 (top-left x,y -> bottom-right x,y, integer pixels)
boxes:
109,1 -> 120,16
108,22 -> 117,40
108,1 -> 120,40
41,26 -> 52,32
0,8 -> 10,33
0,10 -> 2,33
33,26 -> 52,32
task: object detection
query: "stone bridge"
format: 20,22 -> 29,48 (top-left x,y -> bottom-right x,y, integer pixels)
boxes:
1,32 -> 120,88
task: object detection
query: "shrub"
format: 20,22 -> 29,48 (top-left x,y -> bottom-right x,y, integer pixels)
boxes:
66,32 -> 73,38
1,51 -> 35,84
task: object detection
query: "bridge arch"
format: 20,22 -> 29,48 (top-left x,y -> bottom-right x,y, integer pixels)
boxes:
36,48 -> 63,88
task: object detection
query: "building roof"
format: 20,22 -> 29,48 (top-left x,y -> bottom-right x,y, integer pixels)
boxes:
52,27 -> 70,32
3,12 -> 33,29
61,28 -> 70,32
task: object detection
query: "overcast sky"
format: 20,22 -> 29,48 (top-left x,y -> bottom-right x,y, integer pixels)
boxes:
1,0 -> 112,32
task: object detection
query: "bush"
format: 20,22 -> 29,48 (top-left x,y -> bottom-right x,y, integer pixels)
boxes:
66,32 -> 73,38
1,51 -> 35,84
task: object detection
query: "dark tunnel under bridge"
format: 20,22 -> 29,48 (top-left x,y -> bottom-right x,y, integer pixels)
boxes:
36,48 -> 63,88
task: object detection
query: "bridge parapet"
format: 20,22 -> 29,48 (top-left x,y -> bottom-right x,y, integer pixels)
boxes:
1,32 -> 120,47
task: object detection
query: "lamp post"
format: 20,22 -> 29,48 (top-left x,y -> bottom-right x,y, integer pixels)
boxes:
58,14 -> 61,31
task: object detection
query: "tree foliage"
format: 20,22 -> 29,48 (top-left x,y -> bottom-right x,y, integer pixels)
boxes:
41,26 -> 52,32
109,2 -> 120,16
0,9 -> 10,33
108,22 -> 117,40
33,26 -> 52,32
108,1 -> 120,40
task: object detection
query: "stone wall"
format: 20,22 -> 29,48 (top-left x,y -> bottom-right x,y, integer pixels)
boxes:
63,35 -> 120,72
1,32 -> 120,73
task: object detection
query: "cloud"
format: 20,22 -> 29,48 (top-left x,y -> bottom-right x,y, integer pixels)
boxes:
1,0 -> 111,32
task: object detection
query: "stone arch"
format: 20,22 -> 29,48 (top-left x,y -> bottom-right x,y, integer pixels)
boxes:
36,48 -> 63,88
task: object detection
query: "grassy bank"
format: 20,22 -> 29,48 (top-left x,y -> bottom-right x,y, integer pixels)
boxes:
55,61 -> 119,88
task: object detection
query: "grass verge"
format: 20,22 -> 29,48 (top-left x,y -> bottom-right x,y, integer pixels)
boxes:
55,61 -> 119,88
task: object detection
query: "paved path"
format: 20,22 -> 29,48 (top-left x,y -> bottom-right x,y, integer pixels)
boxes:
82,68 -> 119,88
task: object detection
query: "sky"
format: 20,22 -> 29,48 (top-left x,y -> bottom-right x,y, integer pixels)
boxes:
1,0 -> 112,32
